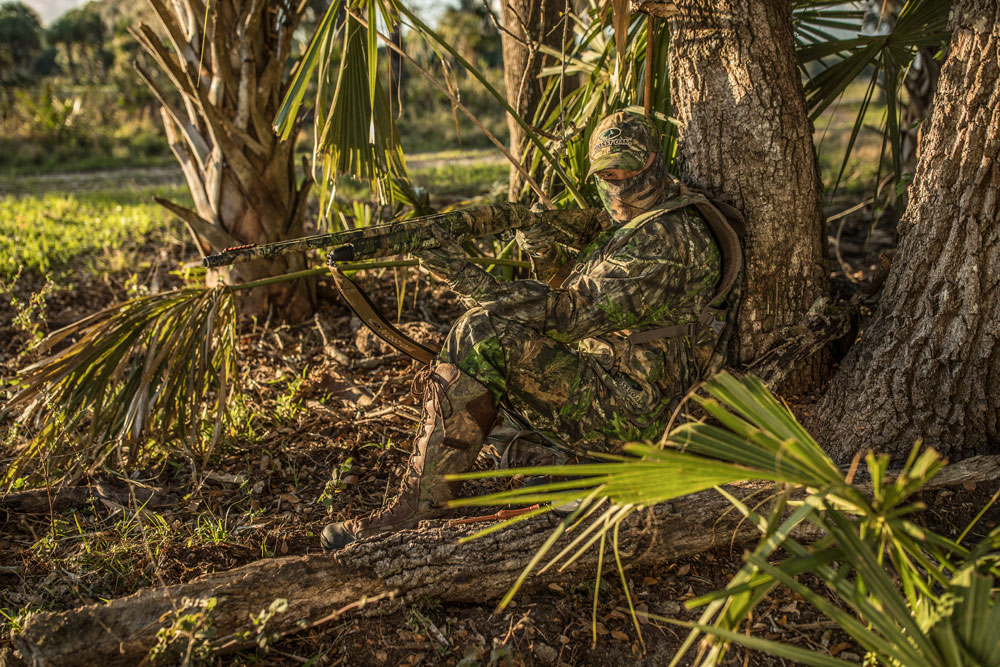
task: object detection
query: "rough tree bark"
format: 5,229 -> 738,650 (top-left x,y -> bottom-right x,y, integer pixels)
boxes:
811,0 -> 1000,462
11,456 -> 999,666
501,0 -> 567,201
131,0 -> 316,321
666,0 -> 829,390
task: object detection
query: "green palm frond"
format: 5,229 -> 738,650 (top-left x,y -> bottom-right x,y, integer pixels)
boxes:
449,373 -> 848,610
275,0 -> 415,220
453,372 -> 998,665
794,0 -> 950,191
276,0 -> 592,213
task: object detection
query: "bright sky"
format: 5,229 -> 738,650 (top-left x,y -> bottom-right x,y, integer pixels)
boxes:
24,0 -> 452,28
23,0 -> 86,25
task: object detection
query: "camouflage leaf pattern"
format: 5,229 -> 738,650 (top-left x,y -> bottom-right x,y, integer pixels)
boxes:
438,203 -> 726,450
203,202 -> 605,267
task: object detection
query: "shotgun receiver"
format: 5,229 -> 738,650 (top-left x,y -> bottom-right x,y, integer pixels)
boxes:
201,202 -> 606,268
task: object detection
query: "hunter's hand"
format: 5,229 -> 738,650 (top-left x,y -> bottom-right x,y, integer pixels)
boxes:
415,226 -> 466,279
416,226 -> 494,297
515,222 -> 561,257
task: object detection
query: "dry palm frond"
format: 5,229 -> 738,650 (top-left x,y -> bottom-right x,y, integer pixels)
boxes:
5,285 -> 238,486
1,256 -> 529,488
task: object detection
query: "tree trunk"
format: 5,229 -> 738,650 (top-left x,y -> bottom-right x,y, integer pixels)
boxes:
666,0 -> 829,390
501,0 -> 567,202
811,0 -> 1000,462
132,0 -> 316,322
12,456 -> 1000,666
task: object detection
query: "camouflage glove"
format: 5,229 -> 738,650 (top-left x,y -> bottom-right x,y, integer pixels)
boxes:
515,222 -> 562,257
415,226 -> 495,297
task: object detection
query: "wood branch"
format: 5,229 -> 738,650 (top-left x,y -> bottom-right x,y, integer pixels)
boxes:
284,159 -> 314,236
134,62 -> 211,169
146,0 -> 200,72
153,197 -> 240,251
132,24 -> 199,103
207,3 -> 240,112
190,83 -> 281,223
12,456 -> 1000,667
157,109 -> 214,239
242,0 -> 265,41
631,1 -> 680,19
235,40 -> 252,133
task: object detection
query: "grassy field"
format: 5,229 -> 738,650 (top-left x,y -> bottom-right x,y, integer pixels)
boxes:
0,186 -> 191,282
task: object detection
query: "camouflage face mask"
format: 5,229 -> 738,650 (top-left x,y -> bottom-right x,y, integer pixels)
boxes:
594,152 -> 670,223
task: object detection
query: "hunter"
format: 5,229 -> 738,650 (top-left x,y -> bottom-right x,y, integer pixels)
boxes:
321,110 -> 740,550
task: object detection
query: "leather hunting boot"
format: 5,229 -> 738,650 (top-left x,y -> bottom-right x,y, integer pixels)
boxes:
321,363 -> 498,550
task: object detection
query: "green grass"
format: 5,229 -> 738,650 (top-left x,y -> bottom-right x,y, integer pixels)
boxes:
0,126 -> 174,178
813,84 -> 892,195
410,158 -> 508,198
0,185 -> 189,281
331,150 -> 508,204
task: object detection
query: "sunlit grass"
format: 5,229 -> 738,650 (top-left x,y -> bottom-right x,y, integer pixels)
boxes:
0,185 -> 190,281
410,159 -> 508,197
814,90 -> 890,195
331,152 -> 508,203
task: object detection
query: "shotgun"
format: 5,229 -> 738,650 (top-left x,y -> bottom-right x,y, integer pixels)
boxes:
201,202 -> 605,268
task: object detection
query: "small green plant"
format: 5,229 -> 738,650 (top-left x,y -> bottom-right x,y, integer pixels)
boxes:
191,512 -> 230,546
248,598 -> 288,650
360,437 -> 396,453
274,367 -> 309,423
148,596 -> 218,665
318,457 -> 355,510
0,268 -> 56,344
0,606 -> 39,638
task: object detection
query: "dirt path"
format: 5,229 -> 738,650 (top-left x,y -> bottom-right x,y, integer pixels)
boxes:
0,151 -> 507,197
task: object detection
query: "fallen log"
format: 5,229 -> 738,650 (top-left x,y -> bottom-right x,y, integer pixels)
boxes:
12,455 -> 1000,667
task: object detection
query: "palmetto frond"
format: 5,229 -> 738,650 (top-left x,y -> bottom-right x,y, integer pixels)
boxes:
275,0 -> 588,214
5,286 -> 239,485
452,373 -> 999,664
794,0 -> 951,190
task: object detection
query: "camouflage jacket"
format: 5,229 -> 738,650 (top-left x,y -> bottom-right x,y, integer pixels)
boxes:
441,199 -> 727,420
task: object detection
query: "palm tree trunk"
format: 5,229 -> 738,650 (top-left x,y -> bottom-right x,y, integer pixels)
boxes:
810,0 -> 1000,462
132,0 -> 316,322
667,0 -> 829,391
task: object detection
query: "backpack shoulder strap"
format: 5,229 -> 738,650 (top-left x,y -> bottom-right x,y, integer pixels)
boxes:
627,186 -> 745,345
679,183 -> 744,308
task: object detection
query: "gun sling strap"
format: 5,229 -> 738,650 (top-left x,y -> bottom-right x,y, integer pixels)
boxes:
328,263 -> 440,365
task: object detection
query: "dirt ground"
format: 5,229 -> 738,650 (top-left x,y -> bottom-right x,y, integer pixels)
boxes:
1,182 -> 995,666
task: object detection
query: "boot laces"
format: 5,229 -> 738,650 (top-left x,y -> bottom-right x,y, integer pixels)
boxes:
410,362 -> 454,437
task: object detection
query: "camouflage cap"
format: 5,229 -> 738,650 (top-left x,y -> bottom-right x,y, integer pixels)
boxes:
587,111 -> 660,178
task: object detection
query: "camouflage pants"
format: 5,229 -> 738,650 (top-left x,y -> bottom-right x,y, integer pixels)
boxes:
440,307 -> 696,453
